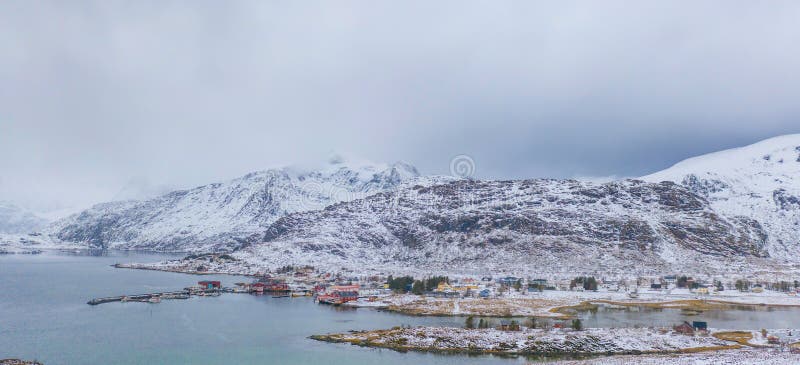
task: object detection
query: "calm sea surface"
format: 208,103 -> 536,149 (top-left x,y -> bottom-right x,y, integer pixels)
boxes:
2,251 -> 799,364
0,251 -> 525,365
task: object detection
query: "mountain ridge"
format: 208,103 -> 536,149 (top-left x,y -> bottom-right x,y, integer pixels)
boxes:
642,134 -> 800,260
159,178 -> 776,276
47,159 -> 430,252
42,135 -> 800,276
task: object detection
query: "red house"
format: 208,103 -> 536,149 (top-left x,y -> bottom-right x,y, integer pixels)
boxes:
673,321 -> 695,335
317,285 -> 359,305
251,282 -> 267,293
267,282 -> 290,292
251,280 -> 289,293
198,281 -> 221,289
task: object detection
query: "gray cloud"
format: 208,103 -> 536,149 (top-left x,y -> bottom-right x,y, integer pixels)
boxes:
2,1 -> 799,211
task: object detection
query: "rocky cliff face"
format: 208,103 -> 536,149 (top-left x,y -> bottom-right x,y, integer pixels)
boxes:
643,134 -> 800,260
48,160 -> 425,252
229,179 -> 770,274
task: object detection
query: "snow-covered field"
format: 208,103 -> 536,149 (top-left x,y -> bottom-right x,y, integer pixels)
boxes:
550,348 -> 800,365
344,288 -> 800,318
0,233 -> 81,254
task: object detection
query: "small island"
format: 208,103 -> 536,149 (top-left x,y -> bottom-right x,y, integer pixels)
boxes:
310,326 -> 741,357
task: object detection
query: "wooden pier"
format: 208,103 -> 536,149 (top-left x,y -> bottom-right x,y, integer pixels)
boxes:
87,290 -> 191,305
87,285 -> 293,306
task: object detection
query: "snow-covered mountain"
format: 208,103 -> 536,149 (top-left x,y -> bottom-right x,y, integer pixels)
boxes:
642,134 -> 800,260
49,159 -> 426,252
0,201 -> 48,234
50,135 -> 800,276
205,179 -> 772,275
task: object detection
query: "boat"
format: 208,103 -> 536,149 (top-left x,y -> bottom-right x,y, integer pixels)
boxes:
148,296 -> 161,303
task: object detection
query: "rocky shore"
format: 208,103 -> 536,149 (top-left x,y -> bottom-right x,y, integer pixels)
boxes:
310,326 -> 738,356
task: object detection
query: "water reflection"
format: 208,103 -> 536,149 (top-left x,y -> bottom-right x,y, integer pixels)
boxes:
576,303 -> 800,329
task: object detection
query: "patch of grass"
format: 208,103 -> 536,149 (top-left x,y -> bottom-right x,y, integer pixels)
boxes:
678,344 -> 742,353
712,331 -> 756,347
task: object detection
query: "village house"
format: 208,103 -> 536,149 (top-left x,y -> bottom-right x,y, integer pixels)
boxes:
452,282 -> 480,292
692,321 -> 708,332
673,321 -> 694,335
251,282 -> 267,293
530,279 -> 547,286
499,320 -> 520,331
317,285 -> 359,305
694,286 -> 709,295
436,282 -> 455,292
432,282 -> 460,298
497,276 -> 519,286
198,281 -> 221,290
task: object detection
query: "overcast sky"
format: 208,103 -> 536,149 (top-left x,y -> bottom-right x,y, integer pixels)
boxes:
2,1 -> 800,212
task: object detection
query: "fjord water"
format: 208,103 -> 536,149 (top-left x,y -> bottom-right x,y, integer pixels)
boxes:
4,252 -> 800,364
0,251 -> 521,365
577,303 -> 800,330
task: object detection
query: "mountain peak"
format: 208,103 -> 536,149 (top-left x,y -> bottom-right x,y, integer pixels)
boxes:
644,134 -> 800,182
49,158 -> 425,252
642,134 -> 800,260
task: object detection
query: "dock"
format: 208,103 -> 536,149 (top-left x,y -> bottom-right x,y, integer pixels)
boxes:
87,290 -> 191,305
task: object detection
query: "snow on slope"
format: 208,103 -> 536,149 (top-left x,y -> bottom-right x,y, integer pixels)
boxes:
0,201 -> 48,234
206,179 -> 773,276
49,159 -> 431,252
643,134 -> 800,259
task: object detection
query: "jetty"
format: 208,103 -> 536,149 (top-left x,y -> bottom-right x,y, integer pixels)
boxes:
87,290 -> 192,305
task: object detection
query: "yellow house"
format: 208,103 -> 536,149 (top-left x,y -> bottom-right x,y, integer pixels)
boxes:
695,287 -> 709,295
436,282 -> 454,292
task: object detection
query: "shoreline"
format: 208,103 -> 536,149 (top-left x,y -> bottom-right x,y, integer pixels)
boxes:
116,259 -> 800,319
347,292 -> 800,319
308,326 -> 749,358
112,263 -> 258,277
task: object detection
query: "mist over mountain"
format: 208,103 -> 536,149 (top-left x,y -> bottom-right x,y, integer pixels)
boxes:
48,159 -> 430,252
39,135 -> 800,275
0,201 -> 47,234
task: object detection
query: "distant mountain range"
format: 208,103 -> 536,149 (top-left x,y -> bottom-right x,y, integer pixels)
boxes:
33,135 -> 800,274
46,159 -> 428,252
0,201 -> 47,234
